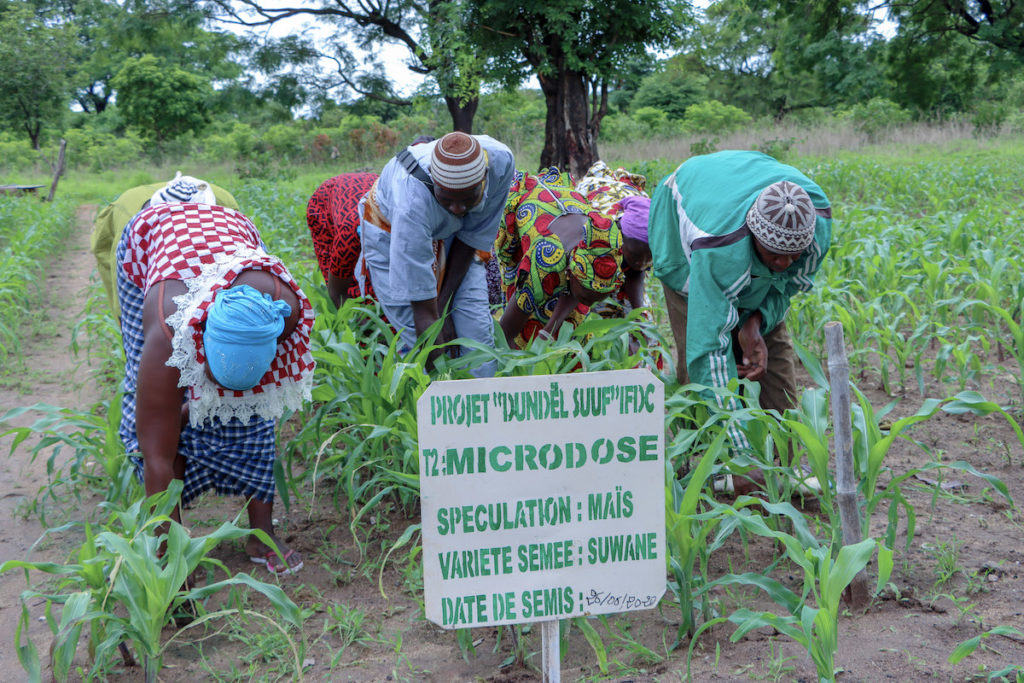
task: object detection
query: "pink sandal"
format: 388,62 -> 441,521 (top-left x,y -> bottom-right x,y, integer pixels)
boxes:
254,549 -> 303,576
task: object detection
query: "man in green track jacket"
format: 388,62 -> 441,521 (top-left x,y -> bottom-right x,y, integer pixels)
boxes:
649,150 -> 832,453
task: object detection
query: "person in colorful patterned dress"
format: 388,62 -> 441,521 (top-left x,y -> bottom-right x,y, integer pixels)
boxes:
115,175 -> 315,575
91,173 -> 239,316
495,167 -> 624,348
306,171 -> 379,308
575,161 -> 654,320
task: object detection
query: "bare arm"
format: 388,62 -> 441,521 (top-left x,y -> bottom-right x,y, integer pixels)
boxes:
411,297 -> 441,339
622,269 -> 646,311
542,292 -> 581,338
437,237 -> 475,319
326,272 -> 353,309
499,299 -> 530,347
135,281 -> 188,503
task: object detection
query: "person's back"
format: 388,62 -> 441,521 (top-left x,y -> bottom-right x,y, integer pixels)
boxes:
649,150 -> 830,297
91,176 -> 238,315
114,182 -> 313,576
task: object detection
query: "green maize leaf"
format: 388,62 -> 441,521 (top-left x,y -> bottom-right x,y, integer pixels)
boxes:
881,459 -> 1012,507
380,467 -> 419,486
14,603 -> 41,683
755,500 -> 820,549
50,591 -> 93,682
706,572 -> 802,614
1,559 -> 85,576
574,617 -> 609,674
185,574 -> 303,628
678,429 -> 727,517
793,337 -> 829,389
943,391 -> 1024,455
865,398 -> 944,485
799,602 -> 822,645
948,625 -> 1024,664
380,523 -> 421,598
820,538 -> 876,609
714,505 -> 817,576
727,608 -> 807,645
875,544 -> 894,594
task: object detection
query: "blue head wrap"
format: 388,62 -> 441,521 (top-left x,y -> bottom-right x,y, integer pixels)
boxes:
203,285 -> 291,391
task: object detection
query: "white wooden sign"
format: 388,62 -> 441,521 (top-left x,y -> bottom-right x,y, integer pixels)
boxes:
417,368 -> 666,629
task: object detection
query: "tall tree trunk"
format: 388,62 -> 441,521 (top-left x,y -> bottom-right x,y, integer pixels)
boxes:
27,124 -> 41,151
537,66 -> 598,179
445,95 -> 478,133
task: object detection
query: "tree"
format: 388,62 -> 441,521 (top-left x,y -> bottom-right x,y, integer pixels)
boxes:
0,4 -> 74,148
212,0 -> 485,133
884,0 -> 1024,58
472,1 -> 690,177
685,0 -> 886,117
111,55 -> 212,142
631,56 -> 708,119
882,29 -> 990,113
29,0 -> 245,115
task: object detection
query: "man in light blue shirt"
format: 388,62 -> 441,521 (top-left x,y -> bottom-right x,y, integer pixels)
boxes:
357,132 -> 515,376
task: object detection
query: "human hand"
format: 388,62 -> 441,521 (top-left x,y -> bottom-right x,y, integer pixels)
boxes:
736,315 -> 768,381
439,315 -> 458,356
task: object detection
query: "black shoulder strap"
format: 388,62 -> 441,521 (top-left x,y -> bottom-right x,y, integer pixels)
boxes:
691,225 -> 751,252
396,147 -> 434,192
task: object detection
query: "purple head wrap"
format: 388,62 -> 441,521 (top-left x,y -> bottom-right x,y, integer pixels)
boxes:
618,195 -> 651,243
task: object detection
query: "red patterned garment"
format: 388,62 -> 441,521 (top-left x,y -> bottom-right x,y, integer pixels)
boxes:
123,202 -> 315,425
574,160 -> 648,218
306,172 -> 379,299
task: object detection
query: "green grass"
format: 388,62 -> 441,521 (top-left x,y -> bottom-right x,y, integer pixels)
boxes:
0,195 -> 77,365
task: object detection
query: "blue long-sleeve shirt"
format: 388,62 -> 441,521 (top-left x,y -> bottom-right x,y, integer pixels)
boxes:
368,135 -> 515,304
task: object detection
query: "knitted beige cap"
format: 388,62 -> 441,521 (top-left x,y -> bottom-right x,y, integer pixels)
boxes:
430,133 -> 485,190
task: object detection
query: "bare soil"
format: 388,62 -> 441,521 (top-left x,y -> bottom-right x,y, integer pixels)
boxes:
1,206 -> 1022,682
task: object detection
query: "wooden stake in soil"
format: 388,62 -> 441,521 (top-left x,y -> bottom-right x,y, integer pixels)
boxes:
45,138 -> 67,202
542,619 -> 560,682
825,321 -> 870,609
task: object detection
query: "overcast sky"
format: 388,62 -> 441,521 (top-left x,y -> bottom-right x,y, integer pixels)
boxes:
223,8 -> 428,97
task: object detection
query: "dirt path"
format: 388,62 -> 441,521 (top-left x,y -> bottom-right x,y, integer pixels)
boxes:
0,204 -> 100,672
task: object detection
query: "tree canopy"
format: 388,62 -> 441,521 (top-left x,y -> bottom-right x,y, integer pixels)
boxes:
111,55 -> 212,142
0,3 -> 75,148
471,0 -> 692,175
4,0 -> 1024,168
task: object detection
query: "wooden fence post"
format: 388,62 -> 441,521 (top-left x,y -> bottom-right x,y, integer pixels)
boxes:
45,139 -> 67,202
825,321 -> 870,609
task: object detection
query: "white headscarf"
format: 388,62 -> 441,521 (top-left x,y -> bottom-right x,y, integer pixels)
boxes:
150,171 -> 217,206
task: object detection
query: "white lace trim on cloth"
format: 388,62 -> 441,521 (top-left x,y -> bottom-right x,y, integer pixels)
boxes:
163,246 -> 313,427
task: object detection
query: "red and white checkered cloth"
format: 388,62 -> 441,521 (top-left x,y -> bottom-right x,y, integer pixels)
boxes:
123,203 -> 315,403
